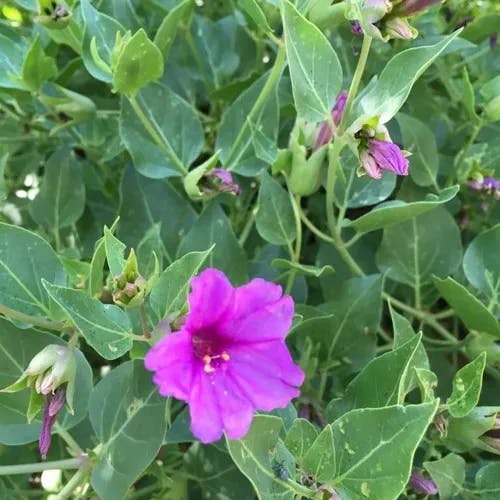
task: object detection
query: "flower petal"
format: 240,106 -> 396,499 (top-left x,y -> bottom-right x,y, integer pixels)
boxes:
369,139 -> 409,176
185,268 -> 234,332
189,371 -> 224,443
228,341 -> 304,411
145,331 -> 195,401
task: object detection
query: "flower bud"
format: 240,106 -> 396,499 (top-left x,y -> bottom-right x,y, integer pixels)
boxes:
37,1 -> 72,30
39,388 -> 66,459
112,249 -> 148,308
289,143 -> 327,197
484,95 -> 500,122
393,0 -> 442,17
408,471 -> 438,495
385,17 -> 417,40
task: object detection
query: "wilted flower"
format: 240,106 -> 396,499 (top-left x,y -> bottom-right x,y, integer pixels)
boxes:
39,388 -> 66,460
314,90 -> 348,151
360,138 -> 409,179
408,471 -> 438,495
202,168 -> 241,196
145,268 -> 304,443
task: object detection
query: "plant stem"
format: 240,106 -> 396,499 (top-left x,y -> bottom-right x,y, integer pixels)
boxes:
55,464 -> 91,500
0,304 -> 65,331
238,206 -> 257,247
338,35 -> 372,133
325,139 -> 343,238
285,191 -> 303,294
54,423 -> 83,456
225,44 -> 286,168
128,95 -> 187,175
0,458 -> 83,476
299,209 -> 335,245
139,304 -> 151,339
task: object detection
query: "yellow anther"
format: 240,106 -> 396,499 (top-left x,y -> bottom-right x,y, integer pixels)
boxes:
221,351 -> 230,361
202,355 -> 211,364
204,363 -> 215,373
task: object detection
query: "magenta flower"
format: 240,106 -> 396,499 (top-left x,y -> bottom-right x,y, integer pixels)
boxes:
408,471 -> 438,495
39,388 -> 66,460
314,90 -> 348,151
361,139 -> 409,179
145,268 -> 304,443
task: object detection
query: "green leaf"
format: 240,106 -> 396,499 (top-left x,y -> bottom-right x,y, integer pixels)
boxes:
463,224 -> 500,299
150,248 -> 213,321
474,463 -> 500,500
153,0 -> 192,60
283,419 -> 319,464
239,0 -> 273,32
433,277 -> 500,338
326,335 -> 422,420
281,0 -> 342,122
29,148 -> 85,230
0,223 -> 66,317
81,0 -> 124,83
302,402 -> 439,499
42,282 -> 133,360
415,368 -> 438,403
21,35 -> 57,91
113,29 -> 163,96
118,165 -> 196,260
216,73 -> 279,175
0,319 -> 92,445
346,186 -> 459,234
89,360 -> 167,500
447,352 -> 486,418
178,203 -> 248,284
104,227 -> 126,277
424,453 -> 465,500
256,171 -> 296,246
0,32 -> 27,89
356,31 -> 461,125
271,259 -> 334,278
397,113 -> 439,188
376,207 -> 462,287
120,83 -> 204,178
226,415 -> 295,500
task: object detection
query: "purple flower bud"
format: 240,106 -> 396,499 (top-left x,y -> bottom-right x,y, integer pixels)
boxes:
351,20 -> 363,35
313,91 -> 348,151
361,139 -> 409,179
468,176 -> 500,193
408,471 -> 438,495
394,0 -> 442,17
39,388 -> 66,460
204,168 -> 241,195
385,17 -> 417,40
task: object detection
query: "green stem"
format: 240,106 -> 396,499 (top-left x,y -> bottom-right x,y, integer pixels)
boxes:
128,95 -> 187,175
225,44 -> 286,168
0,304 -> 65,331
285,191 -> 303,295
238,206 -> 257,247
338,35 -> 372,133
0,458 -> 83,476
139,304 -> 151,339
325,139 -> 343,238
54,464 -> 91,500
299,209 -> 335,244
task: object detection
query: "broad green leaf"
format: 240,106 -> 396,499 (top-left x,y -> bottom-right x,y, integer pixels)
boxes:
178,203 -> 248,284
433,277 -> 500,338
463,14 -> 500,43
346,186 -> 459,234
283,419 -> 319,464
239,0 -> 273,32
271,259 -> 334,278
334,149 -> 396,209
150,248 -> 213,321
89,361 -> 167,500
226,415 -> 295,500
0,32 -> 27,89
154,0 -> 193,60
397,113 -> 439,188
463,224 -> 500,299
281,0 -> 342,122
256,172 -> 296,246
216,73 -> 279,175
96,0 -> 141,31
104,227 -> 126,277
29,148 -> 85,230
447,352 -> 486,418
474,463 -> 500,500
42,282 -> 133,360
0,223 -> 66,317
326,335 -> 422,420
356,31 -> 461,125
120,82 -> 204,178
424,453 -> 465,500
136,223 -> 164,276
21,35 -> 57,91
81,0 -> 124,82
376,207 -> 462,287
0,320 -> 92,445
302,402 -> 439,499
118,165 -> 195,260
113,29 -> 163,96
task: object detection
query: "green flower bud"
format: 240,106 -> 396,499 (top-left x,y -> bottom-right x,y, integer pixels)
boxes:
288,143 -> 327,197
37,1 -> 72,30
112,249 -> 148,308
484,95 -> 500,122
